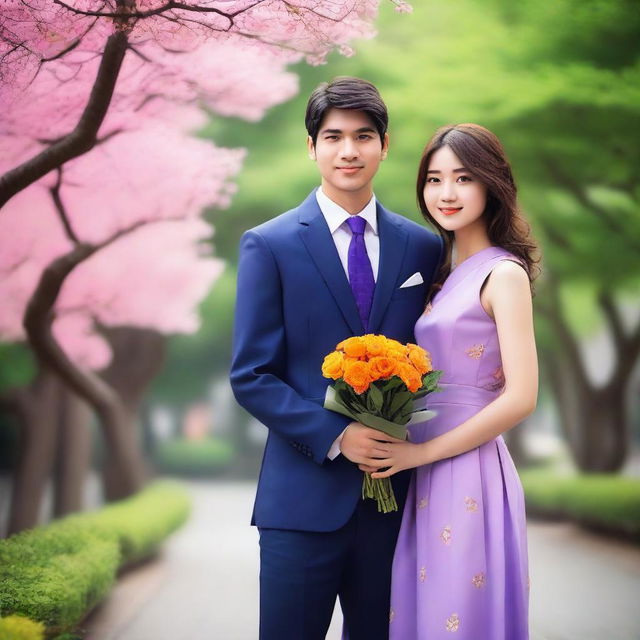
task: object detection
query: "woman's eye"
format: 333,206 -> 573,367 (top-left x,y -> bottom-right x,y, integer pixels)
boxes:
426,177 -> 440,183
457,175 -> 473,182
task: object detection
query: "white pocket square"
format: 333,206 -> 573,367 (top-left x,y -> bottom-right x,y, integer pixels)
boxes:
399,272 -> 424,288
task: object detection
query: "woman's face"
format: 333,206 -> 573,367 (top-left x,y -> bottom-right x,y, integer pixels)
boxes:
423,145 -> 487,232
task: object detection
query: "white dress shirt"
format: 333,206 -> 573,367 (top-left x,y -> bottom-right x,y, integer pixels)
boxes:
315,187 -> 380,282
315,187 -> 379,460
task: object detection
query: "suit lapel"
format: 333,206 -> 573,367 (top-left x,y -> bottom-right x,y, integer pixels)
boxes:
367,203 -> 408,333
298,191 -> 365,335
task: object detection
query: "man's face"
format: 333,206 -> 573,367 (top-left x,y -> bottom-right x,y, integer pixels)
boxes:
307,108 -> 388,203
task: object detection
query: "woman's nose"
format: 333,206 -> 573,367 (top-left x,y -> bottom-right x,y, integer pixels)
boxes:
441,180 -> 457,201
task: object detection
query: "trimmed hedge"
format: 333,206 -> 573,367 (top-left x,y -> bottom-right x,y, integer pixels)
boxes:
154,437 -> 234,476
0,616 -> 45,640
0,481 -> 190,636
521,469 -> 640,541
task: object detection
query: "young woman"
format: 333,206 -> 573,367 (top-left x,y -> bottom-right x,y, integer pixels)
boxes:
361,124 -> 539,639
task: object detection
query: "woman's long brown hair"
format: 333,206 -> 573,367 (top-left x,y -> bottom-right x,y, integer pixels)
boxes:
417,124 -> 540,300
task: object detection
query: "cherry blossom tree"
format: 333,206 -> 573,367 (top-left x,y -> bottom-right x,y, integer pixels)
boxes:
0,122 -> 242,531
0,0 -> 412,533
0,0 -> 411,209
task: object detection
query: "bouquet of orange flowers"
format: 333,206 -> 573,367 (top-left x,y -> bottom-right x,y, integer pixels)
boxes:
322,334 -> 441,513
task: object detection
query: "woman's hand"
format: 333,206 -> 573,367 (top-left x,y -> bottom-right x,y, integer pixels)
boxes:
358,440 -> 432,478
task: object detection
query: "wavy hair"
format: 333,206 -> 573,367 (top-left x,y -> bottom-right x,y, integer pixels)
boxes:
417,123 -> 540,299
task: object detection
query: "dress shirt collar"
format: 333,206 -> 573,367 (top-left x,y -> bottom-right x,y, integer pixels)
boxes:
316,187 -> 378,236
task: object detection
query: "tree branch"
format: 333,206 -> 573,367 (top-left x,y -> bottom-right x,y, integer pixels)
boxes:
50,168 -> 80,244
536,271 -> 592,391
598,291 -> 626,356
0,31 -> 128,211
541,153 -> 640,253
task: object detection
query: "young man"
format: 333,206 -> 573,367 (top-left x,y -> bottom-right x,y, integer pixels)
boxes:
230,77 -> 442,640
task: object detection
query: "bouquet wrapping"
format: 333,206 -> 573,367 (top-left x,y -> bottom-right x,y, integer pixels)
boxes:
322,335 -> 441,513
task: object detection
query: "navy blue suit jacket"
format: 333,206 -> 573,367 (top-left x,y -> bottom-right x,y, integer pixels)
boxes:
230,190 -> 442,532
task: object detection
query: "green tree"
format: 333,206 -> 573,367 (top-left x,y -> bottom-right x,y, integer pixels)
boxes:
211,0 -> 640,471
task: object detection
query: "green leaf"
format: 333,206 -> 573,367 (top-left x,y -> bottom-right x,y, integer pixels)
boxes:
367,383 -> 384,413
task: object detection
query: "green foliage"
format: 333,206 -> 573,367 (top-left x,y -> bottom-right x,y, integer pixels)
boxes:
521,469 -> 640,540
63,481 -> 191,566
0,615 -> 45,640
154,437 -> 234,476
208,0 -> 640,320
0,482 -> 191,634
0,524 -> 119,633
0,345 -> 35,394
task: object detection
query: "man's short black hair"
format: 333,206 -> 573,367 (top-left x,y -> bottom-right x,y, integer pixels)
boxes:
305,76 -> 388,146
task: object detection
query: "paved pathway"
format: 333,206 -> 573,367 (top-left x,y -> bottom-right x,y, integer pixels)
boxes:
83,481 -> 640,640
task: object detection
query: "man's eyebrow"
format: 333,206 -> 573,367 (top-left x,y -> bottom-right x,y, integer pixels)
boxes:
426,167 -> 469,173
319,126 -> 377,135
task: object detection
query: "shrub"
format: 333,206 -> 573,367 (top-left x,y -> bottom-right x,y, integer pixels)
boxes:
521,469 -> 640,540
0,481 -> 190,634
0,615 -> 45,640
154,437 -> 234,476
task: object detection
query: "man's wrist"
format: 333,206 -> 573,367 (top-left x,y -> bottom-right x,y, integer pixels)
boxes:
327,427 -> 348,460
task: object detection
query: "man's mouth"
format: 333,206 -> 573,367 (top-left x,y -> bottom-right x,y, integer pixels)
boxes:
439,207 -> 462,216
337,166 -> 363,174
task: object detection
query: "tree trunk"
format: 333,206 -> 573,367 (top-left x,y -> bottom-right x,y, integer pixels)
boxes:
5,369 -> 61,535
542,343 -> 630,472
98,326 -> 166,499
53,388 -> 93,517
23,245 -> 147,501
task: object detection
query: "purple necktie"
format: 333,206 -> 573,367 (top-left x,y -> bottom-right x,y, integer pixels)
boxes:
346,216 -> 375,331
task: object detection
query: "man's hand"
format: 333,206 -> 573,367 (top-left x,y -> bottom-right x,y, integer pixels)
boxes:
339,421 -> 404,466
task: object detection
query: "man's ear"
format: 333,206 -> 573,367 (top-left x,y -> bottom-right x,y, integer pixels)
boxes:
381,132 -> 389,161
307,135 -> 316,160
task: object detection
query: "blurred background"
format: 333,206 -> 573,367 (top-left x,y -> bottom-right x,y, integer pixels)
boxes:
0,1 -> 639,639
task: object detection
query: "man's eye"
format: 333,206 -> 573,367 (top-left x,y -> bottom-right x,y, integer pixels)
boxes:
358,134 -> 373,140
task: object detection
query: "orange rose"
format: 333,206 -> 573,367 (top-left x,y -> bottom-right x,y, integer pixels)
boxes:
385,338 -> 409,360
343,359 -> 372,394
395,362 -> 422,393
339,337 -> 367,359
364,334 -> 387,358
321,351 -> 345,380
407,343 -> 432,375
369,356 -> 397,380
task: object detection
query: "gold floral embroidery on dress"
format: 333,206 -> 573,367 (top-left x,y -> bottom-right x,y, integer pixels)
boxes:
424,302 -> 433,315
446,613 -> 460,632
465,344 -> 485,360
419,566 -> 427,583
472,572 -> 486,588
485,366 -> 505,392
418,497 -> 429,509
389,608 -> 395,623
464,496 -> 478,512
441,525 -> 452,545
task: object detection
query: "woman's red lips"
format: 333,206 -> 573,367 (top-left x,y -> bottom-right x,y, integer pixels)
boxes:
439,207 -> 462,215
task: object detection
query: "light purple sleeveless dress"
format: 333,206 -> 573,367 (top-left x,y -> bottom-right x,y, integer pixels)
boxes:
389,246 -> 530,639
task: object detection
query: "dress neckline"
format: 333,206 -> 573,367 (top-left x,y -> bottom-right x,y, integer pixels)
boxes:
434,246 -> 508,304
451,245 -> 503,273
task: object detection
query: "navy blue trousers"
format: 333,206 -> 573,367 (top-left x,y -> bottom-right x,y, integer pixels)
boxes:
258,477 -> 409,640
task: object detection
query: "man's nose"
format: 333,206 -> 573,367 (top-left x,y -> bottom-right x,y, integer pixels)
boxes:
340,138 -> 359,160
